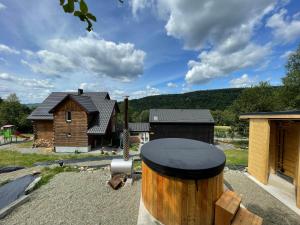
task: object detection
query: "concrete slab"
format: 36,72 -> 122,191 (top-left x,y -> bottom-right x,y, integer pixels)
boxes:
245,172 -> 300,216
137,198 -> 163,225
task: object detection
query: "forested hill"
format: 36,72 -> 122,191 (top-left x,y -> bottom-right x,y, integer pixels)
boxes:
128,88 -> 245,112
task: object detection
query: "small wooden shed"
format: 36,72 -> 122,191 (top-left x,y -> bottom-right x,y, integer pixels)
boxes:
149,109 -> 214,144
240,111 -> 300,208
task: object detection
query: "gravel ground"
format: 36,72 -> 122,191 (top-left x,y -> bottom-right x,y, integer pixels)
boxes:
0,168 -> 141,225
2,168 -> 299,225
224,170 -> 300,225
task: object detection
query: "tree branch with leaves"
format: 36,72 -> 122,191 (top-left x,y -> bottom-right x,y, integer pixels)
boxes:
60,0 -> 124,31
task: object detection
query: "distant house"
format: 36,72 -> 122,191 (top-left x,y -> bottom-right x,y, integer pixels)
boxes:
28,89 -> 119,153
129,122 -> 150,143
149,109 -> 214,144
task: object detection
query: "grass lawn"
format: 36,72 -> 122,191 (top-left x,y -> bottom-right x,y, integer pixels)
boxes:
214,126 -> 231,131
0,150 -> 101,167
224,149 -> 248,166
130,143 -> 139,152
132,149 -> 248,172
17,140 -> 33,148
133,160 -> 142,171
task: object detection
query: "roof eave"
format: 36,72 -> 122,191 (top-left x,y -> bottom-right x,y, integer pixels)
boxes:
240,114 -> 300,120
149,121 -> 215,124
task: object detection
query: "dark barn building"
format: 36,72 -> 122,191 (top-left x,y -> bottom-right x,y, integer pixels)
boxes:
149,109 -> 214,144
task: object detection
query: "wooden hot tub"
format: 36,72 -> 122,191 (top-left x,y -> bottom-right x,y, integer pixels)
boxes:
141,138 -> 226,225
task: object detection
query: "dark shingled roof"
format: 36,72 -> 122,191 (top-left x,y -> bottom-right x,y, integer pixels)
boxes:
49,95 -> 98,113
28,92 -> 117,135
149,109 -> 214,123
129,123 -> 150,132
87,100 -> 117,134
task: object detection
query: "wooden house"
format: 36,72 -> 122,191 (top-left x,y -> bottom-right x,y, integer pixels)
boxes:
149,109 -> 214,144
240,111 -> 300,208
28,89 -> 119,152
128,122 -> 150,143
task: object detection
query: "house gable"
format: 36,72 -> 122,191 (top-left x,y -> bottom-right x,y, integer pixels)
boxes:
53,97 -> 89,148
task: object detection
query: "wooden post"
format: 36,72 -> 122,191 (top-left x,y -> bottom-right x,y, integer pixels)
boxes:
297,131 -> 300,208
248,119 -> 270,184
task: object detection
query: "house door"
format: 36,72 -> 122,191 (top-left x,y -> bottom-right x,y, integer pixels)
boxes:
276,122 -> 300,183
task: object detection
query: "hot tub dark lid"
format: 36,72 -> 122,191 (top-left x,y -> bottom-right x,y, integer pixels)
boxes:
141,138 -> 226,180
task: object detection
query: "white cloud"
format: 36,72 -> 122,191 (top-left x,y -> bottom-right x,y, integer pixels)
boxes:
280,50 -> 293,59
22,34 -> 146,81
229,74 -> 257,88
148,0 -> 274,50
130,85 -> 161,99
131,0 -> 276,84
0,73 -> 53,89
21,50 -> 76,77
0,43 -> 20,54
0,2 -> 6,11
266,9 -> 300,43
167,82 -> 178,88
130,0 -> 154,17
185,43 -> 271,84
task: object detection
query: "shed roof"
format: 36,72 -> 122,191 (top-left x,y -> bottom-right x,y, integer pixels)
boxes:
240,110 -> 300,119
149,109 -> 214,123
128,123 -> 150,132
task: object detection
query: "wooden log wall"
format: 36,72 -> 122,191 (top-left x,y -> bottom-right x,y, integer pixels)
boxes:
53,98 -> 89,147
142,162 -> 223,225
248,119 -> 270,184
34,120 -> 53,144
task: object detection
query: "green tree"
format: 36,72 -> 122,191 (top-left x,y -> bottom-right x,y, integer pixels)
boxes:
0,94 -> 32,132
230,82 -> 280,136
281,46 -> 300,109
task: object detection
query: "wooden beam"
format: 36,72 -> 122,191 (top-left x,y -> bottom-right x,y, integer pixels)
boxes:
248,119 -> 270,184
240,115 -> 300,120
297,131 -> 300,208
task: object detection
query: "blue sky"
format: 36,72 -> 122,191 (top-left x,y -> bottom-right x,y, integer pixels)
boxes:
0,0 -> 299,103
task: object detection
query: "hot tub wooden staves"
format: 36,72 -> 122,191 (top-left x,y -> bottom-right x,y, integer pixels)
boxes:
142,162 -> 224,225
140,138 -> 226,225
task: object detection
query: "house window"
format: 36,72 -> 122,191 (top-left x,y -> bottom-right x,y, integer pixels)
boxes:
66,111 -> 72,122
67,133 -> 71,138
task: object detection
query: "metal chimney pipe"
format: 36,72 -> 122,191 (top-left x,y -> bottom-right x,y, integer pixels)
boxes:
123,96 -> 129,161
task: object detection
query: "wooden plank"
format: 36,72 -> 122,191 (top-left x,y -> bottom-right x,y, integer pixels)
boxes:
215,190 -> 241,225
142,162 -> 223,225
248,119 -> 270,184
240,114 -> 300,119
231,208 -> 262,225
297,130 -> 300,208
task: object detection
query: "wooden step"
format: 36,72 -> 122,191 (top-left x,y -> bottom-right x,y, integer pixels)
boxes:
215,190 -> 241,225
231,208 -> 263,225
